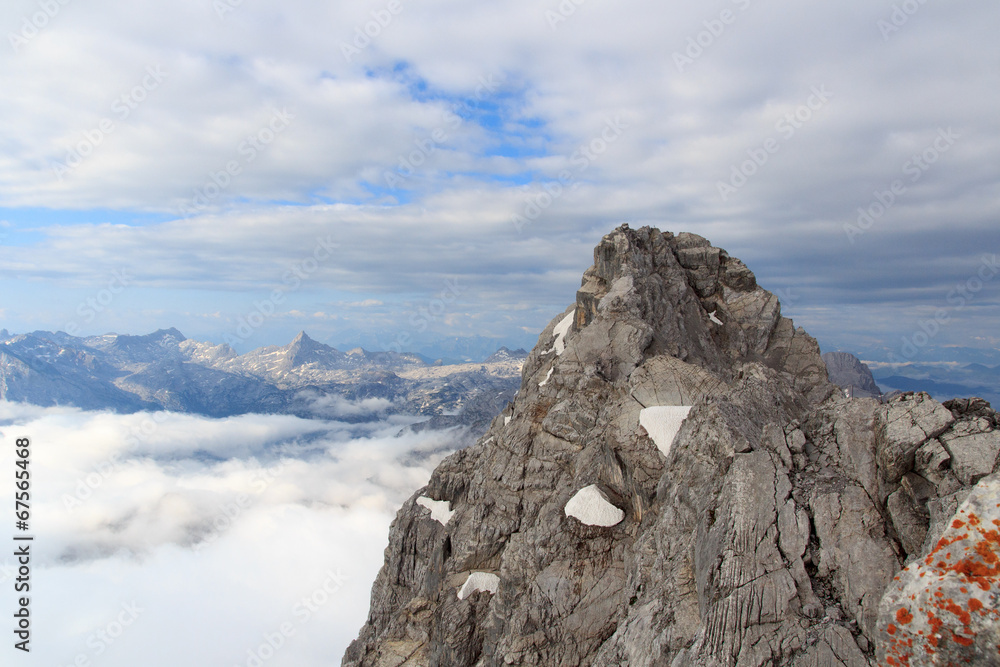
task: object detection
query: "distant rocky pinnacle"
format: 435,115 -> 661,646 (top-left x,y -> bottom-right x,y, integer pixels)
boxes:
822,351 -> 883,399
343,226 -> 1000,666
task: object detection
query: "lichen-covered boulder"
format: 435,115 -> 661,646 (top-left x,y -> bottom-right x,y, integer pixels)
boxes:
877,473 -> 1000,665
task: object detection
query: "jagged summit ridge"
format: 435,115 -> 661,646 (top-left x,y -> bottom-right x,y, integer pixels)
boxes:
344,225 -> 1000,667
559,226 -> 829,400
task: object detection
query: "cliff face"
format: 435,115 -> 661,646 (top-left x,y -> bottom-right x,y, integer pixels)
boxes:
822,351 -> 883,399
343,226 -> 1000,667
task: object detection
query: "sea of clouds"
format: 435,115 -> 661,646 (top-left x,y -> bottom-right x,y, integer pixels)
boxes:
0,401 -> 463,666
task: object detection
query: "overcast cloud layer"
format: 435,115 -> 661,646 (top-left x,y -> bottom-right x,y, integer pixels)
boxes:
0,0 -> 998,361
0,402 -> 459,666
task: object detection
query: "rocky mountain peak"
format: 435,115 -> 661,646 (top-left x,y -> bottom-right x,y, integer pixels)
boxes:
483,347 -> 528,363
554,225 -> 831,406
344,225 -> 1000,667
822,351 -> 882,399
290,330 -> 313,345
153,327 -> 186,341
273,330 -> 341,370
287,330 -> 326,354
81,327 -> 188,364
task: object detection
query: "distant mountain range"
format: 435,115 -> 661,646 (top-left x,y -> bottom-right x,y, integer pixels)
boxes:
333,332 -> 538,365
3,325 -> 993,431
0,328 -> 528,436
820,349 -> 999,406
868,360 -> 1000,407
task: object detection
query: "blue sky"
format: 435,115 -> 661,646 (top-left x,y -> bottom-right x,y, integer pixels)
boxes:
1,0 -> 999,361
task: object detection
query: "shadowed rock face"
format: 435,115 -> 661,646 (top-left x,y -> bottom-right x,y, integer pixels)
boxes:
822,351 -> 882,399
342,225 -> 1000,667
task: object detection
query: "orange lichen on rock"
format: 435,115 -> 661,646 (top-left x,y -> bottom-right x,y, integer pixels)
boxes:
951,631 -> 974,647
877,475 -> 1000,666
942,600 -> 970,626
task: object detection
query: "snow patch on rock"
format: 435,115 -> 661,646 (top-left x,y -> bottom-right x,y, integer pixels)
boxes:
538,367 -> 553,387
639,406 -> 693,457
708,310 -> 723,325
416,496 -> 455,525
457,572 -> 500,600
545,312 -> 574,356
564,484 -> 624,527
504,416 -> 511,426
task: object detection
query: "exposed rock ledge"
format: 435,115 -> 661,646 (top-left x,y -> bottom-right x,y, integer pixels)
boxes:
343,225 -> 1000,666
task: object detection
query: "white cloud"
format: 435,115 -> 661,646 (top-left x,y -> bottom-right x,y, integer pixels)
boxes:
295,391 -> 394,419
0,401 -> 460,666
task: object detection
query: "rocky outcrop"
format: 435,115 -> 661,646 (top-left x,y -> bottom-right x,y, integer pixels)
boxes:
343,225 -> 1000,666
822,351 -> 882,399
878,473 -> 1000,666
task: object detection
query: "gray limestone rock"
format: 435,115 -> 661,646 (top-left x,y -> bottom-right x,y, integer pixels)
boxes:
939,431 -> 1000,486
342,226 -> 996,667
886,485 -> 929,558
821,351 -> 882,399
877,473 -> 1000,666
878,393 -> 955,483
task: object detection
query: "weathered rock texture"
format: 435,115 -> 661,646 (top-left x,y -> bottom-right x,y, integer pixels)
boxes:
878,474 -> 1000,666
343,226 -> 1000,667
